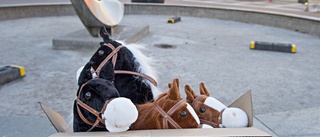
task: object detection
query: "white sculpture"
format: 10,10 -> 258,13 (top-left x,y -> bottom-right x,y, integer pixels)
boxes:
84,0 -> 124,26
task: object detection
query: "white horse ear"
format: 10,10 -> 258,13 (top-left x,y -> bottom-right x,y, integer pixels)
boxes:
185,85 -> 196,103
199,82 -> 210,96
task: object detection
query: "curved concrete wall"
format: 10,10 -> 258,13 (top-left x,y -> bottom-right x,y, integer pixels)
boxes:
0,3 -> 319,36
0,4 -> 75,21
125,4 -> 320,37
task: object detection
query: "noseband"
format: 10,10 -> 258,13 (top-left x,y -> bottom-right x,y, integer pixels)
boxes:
154,100 -> 185,129
76,78 -> 114,131
92,43 -> 158,86
154,100 -> 201,129
192,95 -> 225,128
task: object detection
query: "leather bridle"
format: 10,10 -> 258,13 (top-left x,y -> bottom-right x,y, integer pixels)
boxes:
154,100 -> 185,129
191,95 -> 226,128
76,78 -> 115,131
91,43 -> 158,87
76,42 -> 158,131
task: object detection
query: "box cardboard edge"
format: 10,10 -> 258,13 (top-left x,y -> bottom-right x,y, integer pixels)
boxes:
39,102 -> 71,133
44,90 -> 272,137
228,90 -> 253,127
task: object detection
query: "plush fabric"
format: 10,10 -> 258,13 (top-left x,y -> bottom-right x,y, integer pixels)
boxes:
73,77 -> 120,132
102,97 -> 138,132
74,77 -> 139,132
221,107 -> 248,128
185,85 -> 221,127
130,78 -> 200,130
74,26 -> 160,132
77,26 -> 159,104
185,83 -> 248,128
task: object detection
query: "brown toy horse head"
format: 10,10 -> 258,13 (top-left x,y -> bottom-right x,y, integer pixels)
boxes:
185,83 -> 248,128
130,78 -> 201,130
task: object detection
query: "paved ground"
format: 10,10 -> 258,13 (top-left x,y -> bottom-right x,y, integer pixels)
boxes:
0,0 -> 320,137
1,14 -> 320,137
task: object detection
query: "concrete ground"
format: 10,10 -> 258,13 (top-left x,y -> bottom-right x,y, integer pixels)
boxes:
1,14 -> 320,137
0,1 -> 320,137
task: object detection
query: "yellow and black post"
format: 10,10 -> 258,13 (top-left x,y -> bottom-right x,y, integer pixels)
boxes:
0,65 -> 26,85
167,16 -> 181,24
250,41 -> 296,53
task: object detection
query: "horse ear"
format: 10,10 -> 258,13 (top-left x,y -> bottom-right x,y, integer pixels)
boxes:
199,82 -> 210,96
167,78 -> 181,100
99,26 -> 110,42
99,61 -> 115,82
168,83 -> 173,88
185,85 -> 196,103
78,62 -> 93,86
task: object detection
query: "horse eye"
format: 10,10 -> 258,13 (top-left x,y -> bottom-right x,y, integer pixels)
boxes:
180,110 -> 187,117
85,92 -> 91,100
98,50 -> 104,56
200,107 -> 206,113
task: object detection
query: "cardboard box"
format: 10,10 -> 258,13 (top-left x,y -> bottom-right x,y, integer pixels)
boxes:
40,91 -> 272,137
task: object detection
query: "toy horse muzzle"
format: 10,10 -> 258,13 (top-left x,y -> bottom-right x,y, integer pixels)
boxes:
191,95 -> 226,128
76,78 -> 115,131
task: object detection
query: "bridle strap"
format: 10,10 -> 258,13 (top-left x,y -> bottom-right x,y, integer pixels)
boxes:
76,99 -> 114,131
115,70 -> 158,86
218,108 -> 225,127
104,43 -> 119,67
76,100 -> 105,129
200,118 -> 219,128
76,104 -> 97,127
154,100 -> 185,129
76,78 -> 115,131
198,108 -> 226,128
95,43 -> 123,76
191,95 -> 226,128
93,43 -> 158,87
77,99 -> 100,117
191,95 -> 207,108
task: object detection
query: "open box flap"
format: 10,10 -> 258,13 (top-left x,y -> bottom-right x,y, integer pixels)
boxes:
39,102 -> 72,133
228,90 -> 253,127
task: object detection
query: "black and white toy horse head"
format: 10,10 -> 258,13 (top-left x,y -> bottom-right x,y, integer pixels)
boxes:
77,26 -> 159,104
74,62 -> 138,132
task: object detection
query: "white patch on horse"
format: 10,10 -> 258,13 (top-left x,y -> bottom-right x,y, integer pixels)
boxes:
102,97 -> 138,132
122,42 -> 161,98
221,108 -> 248,128
76,66 -> 97,82
204,97 -> 248,128
186,103 -> 200,125
201,124 -> 213,128
76,66 -> 84,83
203,97 -> 227,112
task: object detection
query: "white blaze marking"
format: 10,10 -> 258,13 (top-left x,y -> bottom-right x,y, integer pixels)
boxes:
203,97 -> 227,112
186,103 -> 200,125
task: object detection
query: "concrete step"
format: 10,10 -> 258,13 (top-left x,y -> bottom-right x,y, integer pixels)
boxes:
52,24 -> 149,50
